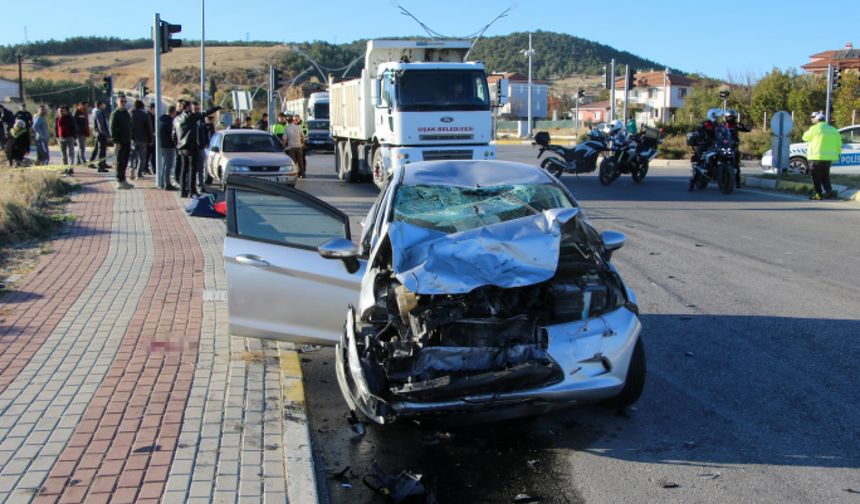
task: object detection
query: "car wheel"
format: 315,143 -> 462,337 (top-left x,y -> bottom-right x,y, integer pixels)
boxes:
787,156 -> 809,176
205,173 -> 213,186
371,146 -> 387,190
601,337 -> 646,409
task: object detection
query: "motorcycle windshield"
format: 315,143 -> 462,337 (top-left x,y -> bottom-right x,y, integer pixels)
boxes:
714,126 -> 733,148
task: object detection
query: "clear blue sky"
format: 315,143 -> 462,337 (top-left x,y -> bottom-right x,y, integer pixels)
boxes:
4,0 -> 857,78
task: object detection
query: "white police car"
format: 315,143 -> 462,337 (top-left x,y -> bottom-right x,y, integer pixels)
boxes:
761,125 -> 860,174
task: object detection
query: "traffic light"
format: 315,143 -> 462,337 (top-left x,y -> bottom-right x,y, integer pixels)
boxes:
576,88 -> 585,100
272,68 -> 285,89
139,83 -> 149,97
831,66 -> 842,90
625,67 -> 635,89
159,21 -> 182,54
603,65 -> 611,90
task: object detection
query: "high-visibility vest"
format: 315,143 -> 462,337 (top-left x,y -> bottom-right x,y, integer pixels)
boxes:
802,123 -> 843,162
272,123 -> 285,137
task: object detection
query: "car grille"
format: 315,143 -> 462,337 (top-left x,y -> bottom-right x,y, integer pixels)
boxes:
422,150 -> 473,161
419,134 -> 475,141
249,166 -> 280,173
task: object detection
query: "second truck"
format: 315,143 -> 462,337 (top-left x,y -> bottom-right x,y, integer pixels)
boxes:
329,39 -> 504,188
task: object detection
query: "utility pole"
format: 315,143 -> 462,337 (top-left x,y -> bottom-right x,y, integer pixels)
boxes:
524,33 -> 535,137
268,65 -> 275,133
825,63 -> 833,124
154,13 -> 163,182
17,53 -> 24,103
201,0 -> 206,106
622,64 -> 630,123
609,58 -> 616,122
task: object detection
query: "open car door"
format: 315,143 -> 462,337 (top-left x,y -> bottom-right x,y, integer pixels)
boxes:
224,175 -> 365,345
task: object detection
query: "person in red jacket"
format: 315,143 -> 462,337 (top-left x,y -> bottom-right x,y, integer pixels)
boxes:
55,105 -> 77,165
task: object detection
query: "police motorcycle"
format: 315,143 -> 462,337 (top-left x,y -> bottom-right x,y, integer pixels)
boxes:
688,109 -> 737,195
533,128 -> 608,178
598,121 -> 662,186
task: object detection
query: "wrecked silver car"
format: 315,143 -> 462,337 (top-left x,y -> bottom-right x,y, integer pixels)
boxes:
223,160 -> 644,424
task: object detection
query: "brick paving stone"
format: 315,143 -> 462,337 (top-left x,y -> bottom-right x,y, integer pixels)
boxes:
0,173 -> 115,394
42,184 -> 205,503
0,181 -> 154,502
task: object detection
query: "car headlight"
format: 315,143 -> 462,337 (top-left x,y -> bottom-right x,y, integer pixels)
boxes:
230,165 -> 250,173
278,165 -> 294,173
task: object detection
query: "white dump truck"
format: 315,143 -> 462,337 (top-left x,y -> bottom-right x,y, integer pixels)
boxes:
329,39 -> 502,187
284,92 -> 330,121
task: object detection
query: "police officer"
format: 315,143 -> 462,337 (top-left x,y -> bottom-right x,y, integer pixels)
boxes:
724,110 -> 750,188
802,111 -> 843,200
688,110 -> 718,191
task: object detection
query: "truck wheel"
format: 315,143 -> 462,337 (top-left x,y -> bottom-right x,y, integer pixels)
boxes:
343,144 -> 358,183
336,142 -> 348,181
335,142 -> 344,179
371,147 -> 387,189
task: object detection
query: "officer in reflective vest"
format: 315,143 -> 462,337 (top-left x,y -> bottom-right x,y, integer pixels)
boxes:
802,111 -> 843,200
271,113 -> 287,144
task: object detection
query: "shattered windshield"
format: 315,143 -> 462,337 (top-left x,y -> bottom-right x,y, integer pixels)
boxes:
393,184 -> 574,234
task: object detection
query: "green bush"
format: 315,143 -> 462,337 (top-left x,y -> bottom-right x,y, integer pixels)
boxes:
740,129 -> 771,159
657,134 -> 689,159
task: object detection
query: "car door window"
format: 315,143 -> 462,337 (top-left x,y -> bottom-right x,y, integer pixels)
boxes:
232,187 -> 348,249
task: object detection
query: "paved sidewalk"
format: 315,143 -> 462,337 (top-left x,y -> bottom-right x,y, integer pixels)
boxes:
0,169 -> 317,503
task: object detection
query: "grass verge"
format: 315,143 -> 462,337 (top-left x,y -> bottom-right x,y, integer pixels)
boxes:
758,172 -> 860,188
0,167 -> 76,248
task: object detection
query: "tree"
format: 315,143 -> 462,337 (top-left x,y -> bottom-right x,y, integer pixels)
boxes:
832,69 -> 860,128
750,69 -> 792,129
787,73 -> 827,132
676,85 -> 722,123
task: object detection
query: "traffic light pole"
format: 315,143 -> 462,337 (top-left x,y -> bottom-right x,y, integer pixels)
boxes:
609,59 -> 616,122
622,64 -> 629,123
268,65 -> 275,134
153,13 -> 163,182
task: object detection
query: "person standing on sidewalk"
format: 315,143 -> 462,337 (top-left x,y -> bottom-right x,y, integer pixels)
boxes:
130,100 -> 152,180
146,103 -> 157,175
73,102 -> 90,165
196,111 -> 216,192
158,105 -> 179,190
90,101 -> 110,172
271,113 -> 286,142
55,105 -> 77,166
283,115 -> 305,178
175,101 -> 220,197
14,103 -> 33,129
256,113 -> 268,131
32,105 -> 50,165
803,111 -> 843,200
109,97 -> 134,190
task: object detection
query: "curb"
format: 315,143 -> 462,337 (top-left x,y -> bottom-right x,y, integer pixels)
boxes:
742,175 -> 860,201
280,344 -> 321,504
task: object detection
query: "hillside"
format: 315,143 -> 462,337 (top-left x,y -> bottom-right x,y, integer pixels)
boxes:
0,32 -> 680,104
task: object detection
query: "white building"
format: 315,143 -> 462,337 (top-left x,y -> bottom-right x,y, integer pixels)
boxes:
0,78 -> 20,103
488,72 -> 548,120
615,70 -> 696,126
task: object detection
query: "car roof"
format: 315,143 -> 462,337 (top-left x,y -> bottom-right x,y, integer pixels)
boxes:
398,160 -> 554,187
219,129 -> 273,136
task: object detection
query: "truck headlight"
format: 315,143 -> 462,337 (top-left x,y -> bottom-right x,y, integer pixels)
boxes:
396,153 -> 409,160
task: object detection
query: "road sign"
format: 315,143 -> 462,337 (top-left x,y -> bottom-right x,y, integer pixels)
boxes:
232,90 -> 253,112
770,110 -> 793,173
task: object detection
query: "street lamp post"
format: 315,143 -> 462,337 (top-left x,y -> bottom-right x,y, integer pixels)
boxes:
200,0 -> 206,105
523,33 -> 535,137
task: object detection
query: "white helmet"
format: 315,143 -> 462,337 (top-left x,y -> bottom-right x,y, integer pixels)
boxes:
811,111 -> 825,123
608,120 -> 623,135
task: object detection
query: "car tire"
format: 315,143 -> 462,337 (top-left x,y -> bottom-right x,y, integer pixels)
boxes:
787,156 -> 809,176
205,173 -> 213,186
601,337 -> 646,409
371,146 -> 387,190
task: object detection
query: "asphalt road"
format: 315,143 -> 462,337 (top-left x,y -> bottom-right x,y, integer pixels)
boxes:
295,146 -> 860,504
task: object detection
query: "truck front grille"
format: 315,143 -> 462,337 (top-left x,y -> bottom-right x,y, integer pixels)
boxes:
422,150 -> 473,161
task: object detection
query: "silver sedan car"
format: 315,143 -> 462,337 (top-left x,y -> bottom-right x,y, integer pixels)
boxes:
205,129 -> 297,189
223,160 -> 645,424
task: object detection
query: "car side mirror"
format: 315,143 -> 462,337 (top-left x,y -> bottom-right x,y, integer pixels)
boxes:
318,237 -> 360,274
211,146 -> 220,153
601,230 -> 625,261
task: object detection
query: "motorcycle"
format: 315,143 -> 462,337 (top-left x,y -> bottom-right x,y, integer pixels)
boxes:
690,125 -> 736,194
533,129 -> 608,178
597,128 -> 662,186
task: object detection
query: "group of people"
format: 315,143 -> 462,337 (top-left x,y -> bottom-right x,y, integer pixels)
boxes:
107,97 -> 220,195
237,110 -> 308,178
688,108 -> 751,191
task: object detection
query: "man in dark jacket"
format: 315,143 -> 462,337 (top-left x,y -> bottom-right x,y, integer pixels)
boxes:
14,103 -> 33,129
146,103 -> 157,175
130,100 -> 152,180
109,97 -> 134,189
89,101 -> 110,172
174,101 -> 220,197
0,104 -> 15,145
158,105 -> 179,190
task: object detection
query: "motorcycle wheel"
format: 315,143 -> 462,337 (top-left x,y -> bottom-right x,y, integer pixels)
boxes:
718,164 -> 734,195
695,176 -> 709,190
598,158 -> 617,186
632,163 -> 648,183
540,157 -> 564,178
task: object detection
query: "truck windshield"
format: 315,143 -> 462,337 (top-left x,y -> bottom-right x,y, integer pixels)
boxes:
397,70 -> 490,112
306,120 -> 328,130
312,102 -> 329,119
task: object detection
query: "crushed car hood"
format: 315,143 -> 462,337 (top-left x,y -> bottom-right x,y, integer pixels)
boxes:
388,208 -> 579,295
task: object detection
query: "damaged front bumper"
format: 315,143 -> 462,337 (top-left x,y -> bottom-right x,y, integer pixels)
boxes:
335,306 -> 642,424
